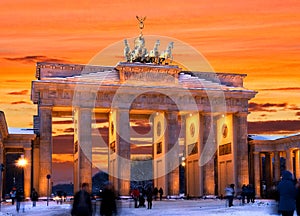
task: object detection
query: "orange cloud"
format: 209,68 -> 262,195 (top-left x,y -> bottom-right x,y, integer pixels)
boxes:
52,154 -> 73,163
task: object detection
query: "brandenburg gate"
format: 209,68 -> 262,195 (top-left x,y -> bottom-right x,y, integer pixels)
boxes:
31,54 -> 256,197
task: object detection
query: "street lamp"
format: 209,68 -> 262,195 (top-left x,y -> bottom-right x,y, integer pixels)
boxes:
16,156 -> 28,168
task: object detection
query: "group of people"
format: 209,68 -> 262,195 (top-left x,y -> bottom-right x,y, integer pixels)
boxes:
241,184 -> 255,204
130,186 -> 163,210
71,182 -> 117,216
223,170 -> 300,216
71,183 -> 164,216
9,187 -> 39,213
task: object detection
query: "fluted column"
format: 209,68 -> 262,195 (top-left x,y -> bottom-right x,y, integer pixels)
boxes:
253,152 -> 261,197
165,111 -> 180,196
38,106 -> 52,196
295,149 -> 300,180
286,149 -> 293,173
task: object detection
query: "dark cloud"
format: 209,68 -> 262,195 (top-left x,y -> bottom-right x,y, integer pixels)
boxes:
248,120 -> 300,134
261,103 -> 287,108
296,112 -> 300,116
8,90 -> 28,95
249,102 -> 300,112
11,101 -> 31,105
249,102 -> 289,112
3,55 -> 71,64
52,120 -> 73,124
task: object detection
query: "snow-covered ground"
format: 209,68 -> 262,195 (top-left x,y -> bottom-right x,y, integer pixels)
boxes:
0,198 -> 296,216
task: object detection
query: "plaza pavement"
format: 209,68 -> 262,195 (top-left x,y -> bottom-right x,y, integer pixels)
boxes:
0,198 -> 286,216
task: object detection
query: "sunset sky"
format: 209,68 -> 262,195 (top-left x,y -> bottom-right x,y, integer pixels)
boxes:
1,0 -> 300,185
1,0 -> 300,127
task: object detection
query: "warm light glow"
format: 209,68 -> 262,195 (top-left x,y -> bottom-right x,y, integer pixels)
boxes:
17,157 -> 27,167
181,161 -> 186,167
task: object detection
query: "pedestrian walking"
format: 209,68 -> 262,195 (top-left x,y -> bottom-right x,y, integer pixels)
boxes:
277,170 -> 297,216
100,183 -> 117,216
146,187 -> 153,209
241,184 -> 247,204
16,188 -> 25,213
247,184 -> 255,203
30,188 -> 39,207
158,187 -> 163,201
10,187 -> 16,205
225,184 -> 234,207
131,187 -> 140,208
71,182 -> 93,216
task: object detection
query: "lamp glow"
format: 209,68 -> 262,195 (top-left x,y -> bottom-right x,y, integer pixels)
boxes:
17,157 -> 27,167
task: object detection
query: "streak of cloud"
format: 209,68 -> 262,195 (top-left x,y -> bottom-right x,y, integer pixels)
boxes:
3,55 -> 71,64
8,90 -> 28,95
249,102 -> 288,112
11,101 -> 31,105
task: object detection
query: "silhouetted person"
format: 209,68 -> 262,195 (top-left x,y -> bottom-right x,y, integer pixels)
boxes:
146,187 -> 153,209
277,171 -> 297,216
247,184 -> 255,203
10,187 -> 16,205
100,183 -> 117,216
71,183 -> 93,216
30,188 -> 39,207
241,184 -> 247,204
158,187 -> 163,201
153,187 -> 158,201
131,187 -> 140,208
16,188 -> 25,213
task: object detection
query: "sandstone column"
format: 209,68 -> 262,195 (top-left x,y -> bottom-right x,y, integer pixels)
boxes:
273,151 -> 281,182
153,112 -> 167,194
38,106 -> 52,196
73,107 -> 92,193
253,152 -> 261,197
201,113 -> 216,195
165,111 -> 180,196
116,109 -> 131,195
285,149 -> 293,173
233,112 -> 249,188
